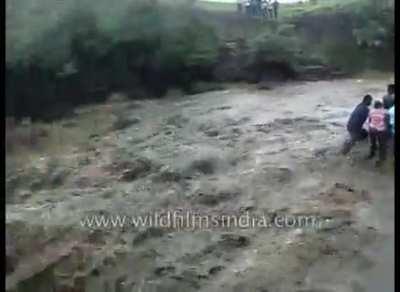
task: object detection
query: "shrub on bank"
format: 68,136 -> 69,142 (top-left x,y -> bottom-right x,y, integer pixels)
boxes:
5,0 -> 394,120
6,1 -> 220,119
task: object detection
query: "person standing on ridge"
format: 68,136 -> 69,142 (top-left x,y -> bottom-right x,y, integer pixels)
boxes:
267,0 -> 274,19
273,0 -> 279,19
237,0 -> 244,13
261,0 -> 269,19
245,0 -> 251,16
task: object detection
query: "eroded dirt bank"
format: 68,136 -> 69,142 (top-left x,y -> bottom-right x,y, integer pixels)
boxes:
6,77 -> 394,292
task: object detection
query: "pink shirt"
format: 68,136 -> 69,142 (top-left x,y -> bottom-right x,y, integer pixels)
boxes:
368,108 -> 388,131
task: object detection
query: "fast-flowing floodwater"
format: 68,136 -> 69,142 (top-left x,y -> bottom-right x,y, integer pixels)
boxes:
6,77 -> 394,292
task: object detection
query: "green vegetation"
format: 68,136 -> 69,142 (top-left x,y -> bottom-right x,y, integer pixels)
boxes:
286,0 -> 394,72
6,0 -> 394,120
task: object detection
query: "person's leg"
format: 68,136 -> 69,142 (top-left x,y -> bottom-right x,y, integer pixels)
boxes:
342,132 -> 357,155
360,128 -> 368,140
392,133 -> 395,168
368,130 -> 377,159
386,132 -> 394,158
377,131 -> 388,162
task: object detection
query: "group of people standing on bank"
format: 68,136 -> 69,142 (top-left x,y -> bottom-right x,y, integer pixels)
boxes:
342,84 -> 395,167
237,0 -> 280,19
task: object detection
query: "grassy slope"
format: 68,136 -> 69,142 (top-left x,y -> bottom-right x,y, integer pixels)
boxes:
6,0 -> 386,63
195,0 -> 385,19
195,0 -> 393,71
193,0 -> 362,39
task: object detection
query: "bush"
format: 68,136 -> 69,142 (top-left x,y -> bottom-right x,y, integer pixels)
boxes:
244,33 -> 306,81
6,1 -> 220,119
249,33 -> 301,64
290,0 -> 394,73
320,40 -> 366,73
276,24 -> 297,37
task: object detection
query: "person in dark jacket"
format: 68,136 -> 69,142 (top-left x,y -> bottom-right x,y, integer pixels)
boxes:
342,94 -> 373,155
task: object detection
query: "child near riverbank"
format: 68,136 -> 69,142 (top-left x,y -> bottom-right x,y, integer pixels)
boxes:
367,100 -> 390,166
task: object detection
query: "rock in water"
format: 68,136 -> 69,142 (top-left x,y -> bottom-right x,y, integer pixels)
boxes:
113,117 -> 141,131
119,158 -> 153,181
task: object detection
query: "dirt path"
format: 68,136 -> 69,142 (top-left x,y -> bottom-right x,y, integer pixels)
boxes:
6,77 -> 394,292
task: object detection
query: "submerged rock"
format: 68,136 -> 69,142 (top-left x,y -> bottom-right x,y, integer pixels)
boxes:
152,166 -> 182,183
154,265 -> 176,276
113,117 -> 141,131
166,115 -> 189,128
132,227 -> 165,245
118,158 -> 153,181
204,129 -> 219,137
49,169 -> 69,187
219,234 -> 250,248
208,265 -> 224,275
187,159 -> 217,175
193,188 -> 240,206
13,190 -> 32,203
260,166 -> 293,183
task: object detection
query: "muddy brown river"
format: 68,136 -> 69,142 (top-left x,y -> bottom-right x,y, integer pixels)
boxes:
6,77 -> 394,292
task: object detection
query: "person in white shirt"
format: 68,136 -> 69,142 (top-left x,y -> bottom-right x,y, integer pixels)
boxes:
261,0 -> 269,19
237,0 -> 243,13
245,0 -> 251,16
267,0 -> 274,19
